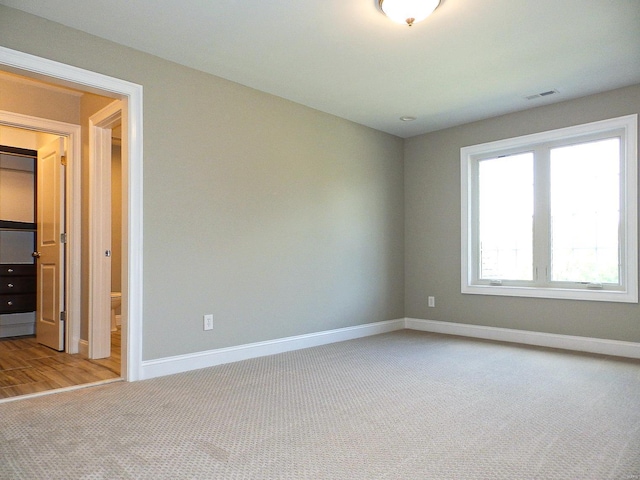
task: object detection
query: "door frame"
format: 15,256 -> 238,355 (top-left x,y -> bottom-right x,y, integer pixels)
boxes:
0,112 -> 80,353
0,46 -> 144,381
89,101 -> 122,359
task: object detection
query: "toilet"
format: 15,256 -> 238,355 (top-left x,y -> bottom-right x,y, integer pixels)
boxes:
110,292 -> 121,331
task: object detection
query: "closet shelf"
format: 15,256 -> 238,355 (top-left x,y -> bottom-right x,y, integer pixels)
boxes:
0,220 -> 36,232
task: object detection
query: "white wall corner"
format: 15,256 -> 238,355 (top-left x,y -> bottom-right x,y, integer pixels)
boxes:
404,318 -> 640,359
140,318 -> 405,380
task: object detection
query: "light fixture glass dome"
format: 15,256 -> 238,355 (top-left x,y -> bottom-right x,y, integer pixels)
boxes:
379,0 -> 441,26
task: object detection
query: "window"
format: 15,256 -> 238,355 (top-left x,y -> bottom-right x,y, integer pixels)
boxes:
461,115 -> 637,303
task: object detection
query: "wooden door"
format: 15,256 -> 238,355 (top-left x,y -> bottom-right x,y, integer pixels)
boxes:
35,137 -> 65,351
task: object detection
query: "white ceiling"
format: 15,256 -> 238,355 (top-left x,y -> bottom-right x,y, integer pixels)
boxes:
2,0 -> 639,138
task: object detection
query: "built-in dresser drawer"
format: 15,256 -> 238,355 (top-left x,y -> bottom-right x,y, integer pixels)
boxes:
0,276 -> 36,294
0,293 -> 36,313
0,264 -> 35,276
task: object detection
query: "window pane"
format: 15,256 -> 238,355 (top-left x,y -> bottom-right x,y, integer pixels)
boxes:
550,138 -> 620,283
478,153 -> 533,280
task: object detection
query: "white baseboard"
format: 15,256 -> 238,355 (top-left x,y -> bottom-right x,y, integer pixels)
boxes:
140,318 -> 405,380
138,316 -> 639,382
405,318 -> 640,359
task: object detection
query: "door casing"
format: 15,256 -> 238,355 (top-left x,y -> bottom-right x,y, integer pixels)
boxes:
89,101 -> 123,359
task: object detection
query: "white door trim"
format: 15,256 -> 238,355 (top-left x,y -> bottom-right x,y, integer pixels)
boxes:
89,101 -> 122,359
0,46 -> 144,381
0,110 -> 81,354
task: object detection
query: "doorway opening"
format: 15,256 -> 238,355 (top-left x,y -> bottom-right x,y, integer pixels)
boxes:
0,113 -> 81,359
0,115 -> 122,399
0,46 -> 143,399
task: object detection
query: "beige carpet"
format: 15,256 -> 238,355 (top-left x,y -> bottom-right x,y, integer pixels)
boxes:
1,330 -> 639,479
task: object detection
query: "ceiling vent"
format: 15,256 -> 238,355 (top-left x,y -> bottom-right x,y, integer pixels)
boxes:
524,89 -> 559,101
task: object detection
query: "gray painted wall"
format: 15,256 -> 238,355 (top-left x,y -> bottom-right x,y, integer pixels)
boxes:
0,6 -> 405,360
405,84 -> 640,342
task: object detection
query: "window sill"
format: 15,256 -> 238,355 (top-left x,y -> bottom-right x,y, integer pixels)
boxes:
461,283 -> 638,303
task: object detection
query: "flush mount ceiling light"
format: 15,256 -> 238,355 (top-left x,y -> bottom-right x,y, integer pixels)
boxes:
379,0 -> 441,27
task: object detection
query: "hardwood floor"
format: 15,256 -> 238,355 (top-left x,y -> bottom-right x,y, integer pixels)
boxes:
0,328 -> 121,400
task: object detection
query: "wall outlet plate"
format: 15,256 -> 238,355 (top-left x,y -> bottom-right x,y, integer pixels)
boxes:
428,296 -> 435,308
203,314 -> 214,331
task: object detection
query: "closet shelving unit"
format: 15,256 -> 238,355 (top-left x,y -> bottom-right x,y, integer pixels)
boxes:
0,146 -> 37,335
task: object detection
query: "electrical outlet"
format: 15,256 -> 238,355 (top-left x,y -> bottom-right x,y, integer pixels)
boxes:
428,296 -> 435,308
203,314 -> 214,331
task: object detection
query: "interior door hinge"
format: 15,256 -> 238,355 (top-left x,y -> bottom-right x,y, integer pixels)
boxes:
60,311 -> 66,323
60,232 -> 67,244
61,155 -> 67,166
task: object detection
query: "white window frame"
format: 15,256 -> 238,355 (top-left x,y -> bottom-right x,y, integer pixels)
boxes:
461,114 -> 638,303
